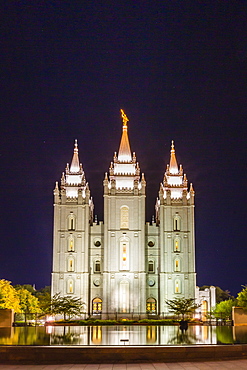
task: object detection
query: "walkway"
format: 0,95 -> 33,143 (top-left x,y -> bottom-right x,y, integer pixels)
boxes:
1,361 -> 247,369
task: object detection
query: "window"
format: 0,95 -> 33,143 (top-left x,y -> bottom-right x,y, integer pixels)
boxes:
174,279 -> 181,294
92,297 -> 102,313
148,260 -> 155,273
67,257 -> 75,272
120,206 -> 129,229
68,213 -> 76,231
173,214 -> 181,231
67,279 -> 74,294
174,258 -> 180,272
94,260 -> 101,273
120,239 -> 129,270
174,237 -> 180,252
146,298 -> 156,313
68,235 -> 75,252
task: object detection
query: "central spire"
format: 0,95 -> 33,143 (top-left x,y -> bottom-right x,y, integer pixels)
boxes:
169,140 -> 179,174
118,109 -> 132,162
70,139 -> 80,173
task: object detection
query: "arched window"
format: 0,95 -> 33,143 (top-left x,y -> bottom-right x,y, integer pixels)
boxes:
68,235 -> 75,252
174,279 -> 181,294
174,237 -> 181,252
120,206 -> 129,229
120,239 -> 129,270
173,214 -> 181,231
94,260 -> 101,273
68,213 -> 76,231
146,298 -> 157,313
148,260 -> 155,273
92,297 -> 102,313
174,258 -> 181,272
67,257 -> 75,272
67,279 -> 74,294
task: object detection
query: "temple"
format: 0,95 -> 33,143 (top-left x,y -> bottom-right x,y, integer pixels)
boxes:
51,111 -> 213,318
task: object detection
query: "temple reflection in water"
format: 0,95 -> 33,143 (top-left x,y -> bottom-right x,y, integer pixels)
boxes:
1,325 -> 245,346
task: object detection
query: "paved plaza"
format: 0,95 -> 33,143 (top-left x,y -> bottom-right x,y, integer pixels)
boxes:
1,360 -> 247,369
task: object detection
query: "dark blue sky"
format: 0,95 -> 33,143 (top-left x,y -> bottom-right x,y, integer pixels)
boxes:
0,1 -> 246,295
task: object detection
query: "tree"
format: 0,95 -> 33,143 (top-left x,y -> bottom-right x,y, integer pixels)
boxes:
0,279 -> 20,312
35,286 -> 51,313
166,298 -> 200,319
15,287 -> 41,314
42,293 -> 85,320
237,285 -> 247,308
213,299 -> 235,320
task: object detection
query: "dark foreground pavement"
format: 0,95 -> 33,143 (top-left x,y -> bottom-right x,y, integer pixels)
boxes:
1,360 -> 247,369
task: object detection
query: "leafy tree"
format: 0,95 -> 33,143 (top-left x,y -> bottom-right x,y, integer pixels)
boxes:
14,284 -> 36,295
35,286 -> 51,313
237,285 -> 247,308
44,293 -> 85,320
212,299 -> 236,320
165,298 -> 200,319
15,287 -> 41,314
0,279 -> 20,312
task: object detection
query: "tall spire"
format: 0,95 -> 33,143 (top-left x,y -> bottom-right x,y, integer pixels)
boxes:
118,109 -> 132,162
70,139 -> 80,172
169,140 -> 178,174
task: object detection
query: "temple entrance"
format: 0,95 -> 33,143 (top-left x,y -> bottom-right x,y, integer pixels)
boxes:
119,280 -> 129,313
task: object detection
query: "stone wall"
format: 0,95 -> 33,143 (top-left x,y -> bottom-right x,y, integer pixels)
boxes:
0,309 -> 14,327
233,307 -> 247,325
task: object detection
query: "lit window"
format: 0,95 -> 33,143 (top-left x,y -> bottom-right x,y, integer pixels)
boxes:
175,279 -> 181,294
92,297 -> 102,313
173,214 -> 181,231
120,240 -> 129,270
67,279 -> 74,294
68,258 -> 75,272
68,235 -> 75,251
174,259 -> 180,272
120,206 -> 129,229
146,298 -> 156,313
174,238 -> 180,252
148,261 -> 155,273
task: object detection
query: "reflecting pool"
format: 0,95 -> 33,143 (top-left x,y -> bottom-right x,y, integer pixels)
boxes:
0,325 -> 247,346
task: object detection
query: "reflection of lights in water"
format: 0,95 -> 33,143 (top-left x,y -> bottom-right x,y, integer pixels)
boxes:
91,326 -> 102,344
202,325 -> 208,340
146,326 -> 157,343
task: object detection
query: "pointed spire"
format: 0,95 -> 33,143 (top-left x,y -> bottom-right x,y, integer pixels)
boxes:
70,139 -> 80,173
169,140 -> 179,174
118,109 -> 132,162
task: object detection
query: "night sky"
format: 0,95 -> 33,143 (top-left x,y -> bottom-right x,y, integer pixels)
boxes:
1,2 -> 246,296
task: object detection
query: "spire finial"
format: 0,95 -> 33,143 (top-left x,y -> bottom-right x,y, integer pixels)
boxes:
120,109 -> 129,127
169,140 -> 179,174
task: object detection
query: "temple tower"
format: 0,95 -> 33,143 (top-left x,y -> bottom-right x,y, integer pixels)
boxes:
102,110 -> 146,317
51,140 -> 94,313
155,141 -> 196,313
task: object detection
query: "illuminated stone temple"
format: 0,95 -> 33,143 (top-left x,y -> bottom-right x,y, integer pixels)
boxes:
51,111 -> 202,318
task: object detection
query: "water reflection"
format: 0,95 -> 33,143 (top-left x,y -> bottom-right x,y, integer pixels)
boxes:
0,325 -> 247,346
